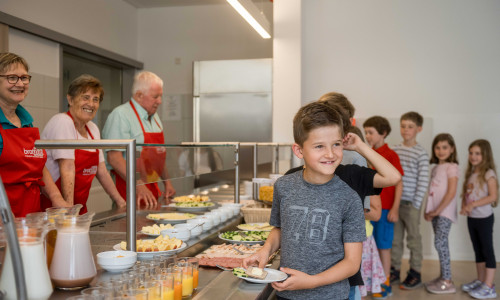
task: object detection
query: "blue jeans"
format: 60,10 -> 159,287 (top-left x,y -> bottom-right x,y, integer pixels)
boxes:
349,286 -> 361,300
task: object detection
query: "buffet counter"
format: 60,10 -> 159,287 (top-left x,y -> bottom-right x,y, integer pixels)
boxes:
49,201 -> 277,300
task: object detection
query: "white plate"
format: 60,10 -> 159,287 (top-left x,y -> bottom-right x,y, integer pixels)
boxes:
218,232 -> 265,245
237,223 -> 273,231
138,230 -> 160,237
146,214 -> 197,224
166,202 -> 215,212
236,268 -> 288,283
113,242 -> 187,259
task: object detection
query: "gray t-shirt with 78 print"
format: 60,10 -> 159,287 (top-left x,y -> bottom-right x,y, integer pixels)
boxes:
270,170 -> 366,300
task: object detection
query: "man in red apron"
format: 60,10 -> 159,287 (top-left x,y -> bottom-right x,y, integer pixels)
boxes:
0,52 -> 68,217
103,71 -> 176,206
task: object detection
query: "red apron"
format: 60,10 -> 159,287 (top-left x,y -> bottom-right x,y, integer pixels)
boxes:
0,123 -> 46,217
112,101 -> 166,200
40,112 -> 99,214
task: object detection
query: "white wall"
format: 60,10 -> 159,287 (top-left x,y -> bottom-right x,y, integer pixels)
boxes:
137,3 -> 273,142
0,0 -> 139,59
274,0 -> 500,261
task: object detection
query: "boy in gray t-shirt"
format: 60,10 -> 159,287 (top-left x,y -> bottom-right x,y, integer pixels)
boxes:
243,102 -> 402,300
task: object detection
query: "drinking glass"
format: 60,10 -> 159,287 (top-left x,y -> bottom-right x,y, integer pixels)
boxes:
164,267 -> 183,300
153,274 -> 174,300
97,279 -> 127,295
175,257 -> 199,289
139,280 -> 161,300
175,262 -> 193,298
81,286 -> 114,299
121,288 -> 148,300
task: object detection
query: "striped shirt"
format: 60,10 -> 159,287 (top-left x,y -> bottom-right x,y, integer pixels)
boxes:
393,143 -> 430,209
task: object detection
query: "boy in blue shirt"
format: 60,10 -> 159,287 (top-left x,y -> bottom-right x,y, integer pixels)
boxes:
243,102 -> 401,299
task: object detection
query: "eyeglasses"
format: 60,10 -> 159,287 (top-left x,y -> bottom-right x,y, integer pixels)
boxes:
0,74 -> 32,84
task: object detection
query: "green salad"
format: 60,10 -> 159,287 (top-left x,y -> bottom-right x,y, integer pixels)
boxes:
220,231 -> 270,242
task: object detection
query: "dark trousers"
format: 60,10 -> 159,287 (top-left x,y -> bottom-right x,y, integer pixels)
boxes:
467,214 -> 496,268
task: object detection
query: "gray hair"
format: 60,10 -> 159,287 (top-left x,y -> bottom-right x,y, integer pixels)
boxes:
132,71 -> 163,95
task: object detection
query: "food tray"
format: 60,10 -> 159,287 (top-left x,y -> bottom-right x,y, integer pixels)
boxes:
241,204 -> 271,223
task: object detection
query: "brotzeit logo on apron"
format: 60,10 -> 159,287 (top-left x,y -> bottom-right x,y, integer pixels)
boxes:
83,166 -> 98,176
23,147 -> 44,158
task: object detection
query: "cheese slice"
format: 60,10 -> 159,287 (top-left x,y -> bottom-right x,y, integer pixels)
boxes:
245,267 -> 268,280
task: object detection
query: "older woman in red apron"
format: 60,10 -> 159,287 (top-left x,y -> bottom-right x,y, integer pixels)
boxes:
0,52 -> 68,217
40,75 -> 125,214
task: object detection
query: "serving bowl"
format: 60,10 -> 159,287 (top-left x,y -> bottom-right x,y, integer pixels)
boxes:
175,223 -> 202,237
97,250 -> 137,273
161,227 -> 191,241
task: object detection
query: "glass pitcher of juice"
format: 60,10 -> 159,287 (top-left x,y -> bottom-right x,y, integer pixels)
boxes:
0,219 -> 53,300
49,212 -> 96,290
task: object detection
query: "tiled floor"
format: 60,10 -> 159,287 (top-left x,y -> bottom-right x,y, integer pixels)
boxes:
383,259 -> 499,300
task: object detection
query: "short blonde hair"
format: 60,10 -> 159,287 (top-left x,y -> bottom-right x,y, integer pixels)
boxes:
0,52 -> 29,74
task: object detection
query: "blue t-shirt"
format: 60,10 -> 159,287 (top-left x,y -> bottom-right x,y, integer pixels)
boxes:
270,170 -> 366,300
0,105 -> 34,156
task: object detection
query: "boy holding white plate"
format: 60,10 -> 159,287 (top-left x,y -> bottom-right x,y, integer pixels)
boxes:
243,102 -> 401,300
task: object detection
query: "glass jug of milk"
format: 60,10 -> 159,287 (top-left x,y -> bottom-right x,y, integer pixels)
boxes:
0,219 -> 53,300
50,211 -> 96,290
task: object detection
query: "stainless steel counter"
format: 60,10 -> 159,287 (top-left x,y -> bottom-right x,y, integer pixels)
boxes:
49,206 -> 277,300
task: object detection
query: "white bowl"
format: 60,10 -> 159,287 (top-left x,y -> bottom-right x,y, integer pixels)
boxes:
97,250 -> 137,273
174,223 -> 202,237
194,216 -> 212,231
220,207 -> 234,218
213,209 -> 228,222
205,213 -> 221,226
161,228 -> 191,241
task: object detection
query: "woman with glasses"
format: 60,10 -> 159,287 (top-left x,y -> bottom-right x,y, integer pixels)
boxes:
40,74 -> 126,214
0,52 -> 69,217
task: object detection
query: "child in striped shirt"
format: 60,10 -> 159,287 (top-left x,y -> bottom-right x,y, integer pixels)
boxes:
391,111 -> 430,290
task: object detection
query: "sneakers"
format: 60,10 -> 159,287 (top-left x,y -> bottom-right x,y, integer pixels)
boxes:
372,283 -> 392,300
426,278 -> 456,294
462,279 -> 483,292
400,268 -> 422,290
469,283 -> 497,299
424,276 -> 441,288
389,267 -> 400,285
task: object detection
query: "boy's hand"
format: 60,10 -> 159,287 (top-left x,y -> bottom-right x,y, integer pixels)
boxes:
342,132 -> 363,152
387,207 -> 399,222
271,267 -> 314,291
242,249 -> 271,269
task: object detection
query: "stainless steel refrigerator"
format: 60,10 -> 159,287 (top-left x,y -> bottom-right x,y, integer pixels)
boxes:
193,58 -> 273,183
193,58 -> 272,143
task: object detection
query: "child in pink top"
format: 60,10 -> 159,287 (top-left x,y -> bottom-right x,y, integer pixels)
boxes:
460,139 -> 498,299
424,133 -> 459,294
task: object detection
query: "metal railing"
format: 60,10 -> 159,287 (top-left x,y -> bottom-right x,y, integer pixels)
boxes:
35,139 -> 138,251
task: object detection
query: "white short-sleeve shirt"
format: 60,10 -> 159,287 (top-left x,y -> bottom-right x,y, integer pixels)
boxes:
41,113 -> 104,182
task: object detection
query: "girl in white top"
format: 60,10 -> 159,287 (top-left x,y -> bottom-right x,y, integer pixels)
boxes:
460,139 -> 498,299
424,133 -> 459,294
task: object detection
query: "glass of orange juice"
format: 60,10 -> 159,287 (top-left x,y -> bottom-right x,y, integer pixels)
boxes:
140,280 -> 161,300
153,274 -> 174,300
164,266 -> 183,300
174,262 -> 193,298
175,257 -> 199,289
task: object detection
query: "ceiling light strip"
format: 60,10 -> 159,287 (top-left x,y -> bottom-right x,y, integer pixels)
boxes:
227,0 -> 271,39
